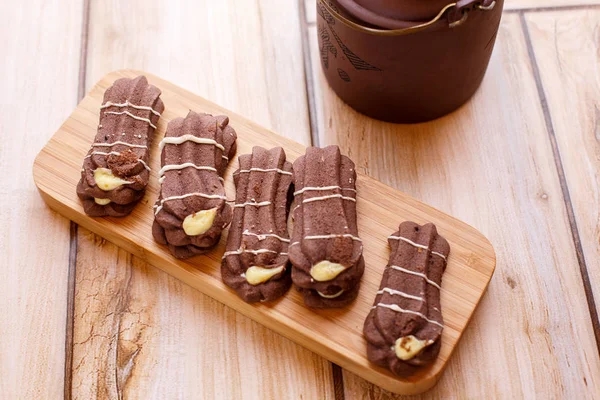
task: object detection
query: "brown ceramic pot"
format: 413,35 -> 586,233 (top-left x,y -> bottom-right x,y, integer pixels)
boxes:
316,0 -> 503,123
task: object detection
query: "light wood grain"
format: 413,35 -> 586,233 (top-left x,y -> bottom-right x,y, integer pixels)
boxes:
72,1 -> 331,399
308,13 -> 600,398
0,1 -> 82,398
526,10 -> 600,321
70,231 -> 333,399
86,0 -> 311,146
34,69 -> 495,395
504,0 -> 600,9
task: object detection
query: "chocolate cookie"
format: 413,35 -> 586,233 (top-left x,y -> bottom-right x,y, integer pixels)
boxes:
289,146 -> 364,308
76,75 -> 164,217
152,111 -> 237,259
363,221 -> 450,377
221,147 -> 293,302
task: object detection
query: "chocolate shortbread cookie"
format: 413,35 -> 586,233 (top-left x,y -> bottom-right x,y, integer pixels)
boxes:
152,111 -> 237,259
221,147 -> 293,302
364,221 -> 450,377
77,76 -> 164,217
289,146 -> 365,308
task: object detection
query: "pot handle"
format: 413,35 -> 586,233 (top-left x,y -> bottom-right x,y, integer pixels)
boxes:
318,0 -> 497,36
448,0 -> 496,28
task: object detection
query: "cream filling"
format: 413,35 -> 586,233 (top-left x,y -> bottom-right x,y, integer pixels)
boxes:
93,168 -> 132,191
310,260 -> 347,282
182,208 -> 218,236
94,198 -> 111,206
244,265 -> 285,285
393,335 -> 433,361
317,289 -> 344,299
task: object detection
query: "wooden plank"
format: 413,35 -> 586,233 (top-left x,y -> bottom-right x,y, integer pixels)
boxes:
34,69 -> 495,395
525,9 -> 600,333
71,1 -> 331,398
0,0 -> 82,398
308,13 -> 600,398
85,0 -> 311,146
70,231 -> 334,399
305,0 -> 317,24
504,0 -> 600,10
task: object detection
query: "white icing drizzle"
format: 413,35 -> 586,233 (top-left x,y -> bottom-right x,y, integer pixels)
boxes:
388,235 -> 447,261
375,303 -> 443,328
85,151 -> 151,172
390,265 -> 441,290
159,135 -> 225,152
303,194 -> 356,204
243,230 -> 290,243
389,235 -> 428,250
233,201 -> 272,208
92,141 -> 147,149
238,167 -> 292,176
222,248 -> 278,258
377,288 -> 424,302
431,251 -> 447,260
100,100 -> 162,117
289,241 -> 300,247
159,163 -> 217,176
154,192 -> 226,215
303,234 -> 361,242
294,186 -> 357,196
104,111 -> 157,129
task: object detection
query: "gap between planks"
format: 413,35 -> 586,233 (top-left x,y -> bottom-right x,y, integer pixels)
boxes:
61,1 -> 600,396
64,0 -> 91,398
519,12 -> 600,356
299,0 -> 321,147
65,1 -> 341,398
299,0 -> 342,395
302,2 -> 600,394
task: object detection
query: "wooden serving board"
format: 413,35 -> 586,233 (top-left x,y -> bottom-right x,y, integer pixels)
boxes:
33,70 -> 495,395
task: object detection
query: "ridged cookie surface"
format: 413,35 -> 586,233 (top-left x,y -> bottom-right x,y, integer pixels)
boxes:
77,75 -> 164,217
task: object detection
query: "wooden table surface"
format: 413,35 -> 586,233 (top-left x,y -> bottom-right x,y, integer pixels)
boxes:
2,1 -> 599,399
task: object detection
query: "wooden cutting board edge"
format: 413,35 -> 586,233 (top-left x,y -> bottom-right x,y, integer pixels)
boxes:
32,69 -> 496,395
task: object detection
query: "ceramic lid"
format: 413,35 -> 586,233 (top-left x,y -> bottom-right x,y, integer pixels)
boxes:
336,0 -> 455,28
